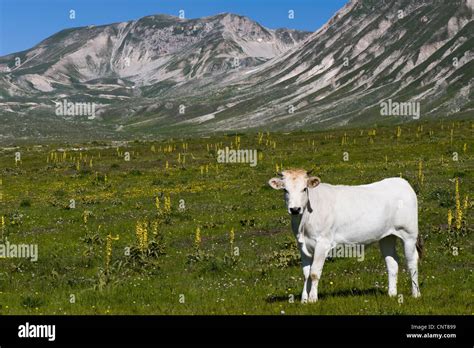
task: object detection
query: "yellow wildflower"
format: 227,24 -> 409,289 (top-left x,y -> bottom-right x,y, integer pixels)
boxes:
195,227 -> 201,248
455,178 -> 462,230
155,196 -> 160,211
105,233 -> 120,273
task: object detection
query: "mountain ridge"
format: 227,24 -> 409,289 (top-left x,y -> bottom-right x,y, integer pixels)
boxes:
0,0 -> 472,143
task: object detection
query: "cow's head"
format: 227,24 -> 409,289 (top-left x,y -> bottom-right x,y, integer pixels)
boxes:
268,169 -> 321,215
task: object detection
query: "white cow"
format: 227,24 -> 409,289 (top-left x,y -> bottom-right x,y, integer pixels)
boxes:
269,169 -> 422,303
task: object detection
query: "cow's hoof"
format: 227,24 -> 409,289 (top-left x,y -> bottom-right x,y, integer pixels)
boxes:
308,294 -> 318,303
388,291 -> 397,297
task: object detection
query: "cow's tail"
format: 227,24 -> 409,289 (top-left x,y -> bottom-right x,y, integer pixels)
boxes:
416,234 -> 424,259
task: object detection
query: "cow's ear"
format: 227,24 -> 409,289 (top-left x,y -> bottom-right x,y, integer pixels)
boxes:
307,176 -> 321,188
268,178 -> 284,190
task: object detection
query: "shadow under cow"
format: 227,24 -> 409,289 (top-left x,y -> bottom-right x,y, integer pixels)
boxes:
265,287 -> 385,303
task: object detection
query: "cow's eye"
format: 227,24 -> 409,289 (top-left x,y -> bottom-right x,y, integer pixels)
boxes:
302,188 -> 308,193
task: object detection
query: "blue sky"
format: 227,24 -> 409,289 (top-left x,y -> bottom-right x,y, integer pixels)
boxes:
0,0 -> 348,56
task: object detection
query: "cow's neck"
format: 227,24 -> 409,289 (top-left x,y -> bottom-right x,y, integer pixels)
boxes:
290,196 -> 313,235
291,214 -> 302,236
306,191 -> 314,213
291,212 -> 312,257
292,211 -> 310,237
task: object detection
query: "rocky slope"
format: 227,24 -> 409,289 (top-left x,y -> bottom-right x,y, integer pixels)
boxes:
0,0 -> 472,142
0,13 -> 309,115
198,0 -> 474,132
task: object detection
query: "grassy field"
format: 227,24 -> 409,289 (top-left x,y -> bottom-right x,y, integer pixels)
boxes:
0,120 -> 472,315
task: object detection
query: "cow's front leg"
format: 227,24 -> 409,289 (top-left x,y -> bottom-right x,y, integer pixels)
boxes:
308,240 -> 331,303
300,253 -> 312,303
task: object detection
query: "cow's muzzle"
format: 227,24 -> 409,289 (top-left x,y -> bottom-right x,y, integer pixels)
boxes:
289,207 -> 302,215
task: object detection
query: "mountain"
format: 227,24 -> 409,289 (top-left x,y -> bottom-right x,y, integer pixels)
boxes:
0,13 -> 310,141
193,0 -> 474,132
0,13 -> 309,89
0,1 -> 473,142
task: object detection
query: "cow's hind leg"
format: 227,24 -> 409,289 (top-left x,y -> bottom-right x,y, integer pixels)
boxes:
379,235 -> 399,297
403,237 -> 421,298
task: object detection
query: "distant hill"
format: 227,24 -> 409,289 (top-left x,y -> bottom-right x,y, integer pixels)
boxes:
0,0 -> 472,143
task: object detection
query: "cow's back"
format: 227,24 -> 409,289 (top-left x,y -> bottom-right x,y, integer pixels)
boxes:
307,178 -> 418,244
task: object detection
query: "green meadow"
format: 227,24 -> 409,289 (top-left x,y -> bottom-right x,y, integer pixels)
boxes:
0,120 -> 472,315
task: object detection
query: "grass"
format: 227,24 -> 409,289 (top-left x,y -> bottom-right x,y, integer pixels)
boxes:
0,120 -> 472,315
